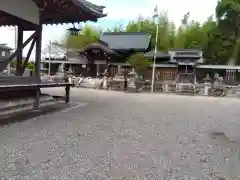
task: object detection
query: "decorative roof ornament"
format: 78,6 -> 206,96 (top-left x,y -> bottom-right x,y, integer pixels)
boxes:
67,24 -> 81,36
38,0 -> 47,11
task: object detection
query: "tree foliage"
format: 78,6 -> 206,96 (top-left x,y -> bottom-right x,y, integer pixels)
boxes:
215,0 -> 240,64
10,60 -> 35,70
62,25 -> 101,49
60,0 -> 240,65
128,53 -> 152,75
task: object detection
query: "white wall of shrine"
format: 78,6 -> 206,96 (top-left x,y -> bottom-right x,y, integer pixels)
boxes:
0,0 -> 39,24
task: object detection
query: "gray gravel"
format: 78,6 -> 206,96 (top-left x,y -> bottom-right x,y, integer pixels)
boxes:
1,88 -> 240,179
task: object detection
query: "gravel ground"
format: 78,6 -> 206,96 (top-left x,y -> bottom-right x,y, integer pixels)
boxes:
1,88 -> 240,179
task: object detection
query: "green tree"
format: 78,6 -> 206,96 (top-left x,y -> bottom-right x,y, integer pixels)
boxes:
216,0 -> 240,64
174,13 -> 207,49
202,18 -> 234,64
57,5 -> 240,66
112,24 -> 125,32
125,12 -> 175,51
128,53 -> 152,75
62,25 -> 100,49
27,61 -> 35,71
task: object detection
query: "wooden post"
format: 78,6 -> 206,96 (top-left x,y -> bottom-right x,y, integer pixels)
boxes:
16,26 -> 23,76
0,31 -> 37,73
33,10 -> 43,109
21,38 -> 36,75
65,85 -> 70,103
33,87 -> 41,110
35,26 -> 42,78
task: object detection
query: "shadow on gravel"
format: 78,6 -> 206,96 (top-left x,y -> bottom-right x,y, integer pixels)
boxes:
0,104 -> 68,127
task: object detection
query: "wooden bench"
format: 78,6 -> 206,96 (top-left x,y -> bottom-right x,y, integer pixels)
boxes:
0,76 -> 71,115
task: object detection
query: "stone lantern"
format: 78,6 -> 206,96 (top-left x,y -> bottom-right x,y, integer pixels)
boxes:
67,24 -> 82,36
203,73 -> 211,96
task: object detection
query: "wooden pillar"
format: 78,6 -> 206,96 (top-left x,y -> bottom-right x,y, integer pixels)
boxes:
65,85 -> 70,103
35,25 -> 42,78
96,64 -> 100,74
117,65 -> 121,74
16,26 -> 23,76
33,23 -> 42,110
33,88 -> 41,110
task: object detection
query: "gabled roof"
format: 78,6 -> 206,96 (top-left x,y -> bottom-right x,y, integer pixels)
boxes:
0,44 -> 12,51
71,0 -> 106,17
78,42 -> 120,56
66,52 -> 87,64
144,50 -> 170,59
169,48 -> 202,52
100,32 -> 151,51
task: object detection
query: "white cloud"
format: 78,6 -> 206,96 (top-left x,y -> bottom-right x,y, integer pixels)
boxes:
90,0 -> 154,20
149,0 -> 217,26
91,0 -> 217,25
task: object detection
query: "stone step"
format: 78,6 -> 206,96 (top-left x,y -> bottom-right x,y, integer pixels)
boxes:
176,83 -> 194,93
0,76 -> 41,85
0,95 -> 64,117
78,78 -> 103,88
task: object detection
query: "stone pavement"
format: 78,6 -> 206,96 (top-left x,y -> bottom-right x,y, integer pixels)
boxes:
1,88 -> 240,179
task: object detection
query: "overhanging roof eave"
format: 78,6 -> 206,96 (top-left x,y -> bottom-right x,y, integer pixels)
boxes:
144,50 -> 170,59
79,43 -> 121,57
71,0 -> 106,18
77,0 -> 105,12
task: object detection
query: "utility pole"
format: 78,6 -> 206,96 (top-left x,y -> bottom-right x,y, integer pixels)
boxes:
151,6 -> 159,92
48,41 -> 51,75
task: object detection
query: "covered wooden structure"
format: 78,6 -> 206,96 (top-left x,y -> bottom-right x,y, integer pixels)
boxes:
78,41 -> 121,77
0,0 -> 106,110
78,32 -> 151,77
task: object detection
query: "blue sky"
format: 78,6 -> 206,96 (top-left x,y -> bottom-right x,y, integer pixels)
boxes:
0,0 -> 218,58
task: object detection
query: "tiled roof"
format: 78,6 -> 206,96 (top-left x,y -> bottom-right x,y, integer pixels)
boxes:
169,48 -> 202,52
72,0 -> 106,17
79,42 -> 120,56
144,50 -> 170,59
100,32 -> 151,51
0,44 -> 12,51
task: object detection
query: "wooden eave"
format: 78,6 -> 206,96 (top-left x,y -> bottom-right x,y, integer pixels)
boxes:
79,42 -> 120,57
77,0 -> 105,12
0,11 -> 37,30
72,0 -> 106,16
0,0 -> 106,27
33,0 -> 106,23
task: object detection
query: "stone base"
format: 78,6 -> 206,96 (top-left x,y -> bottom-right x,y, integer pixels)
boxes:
127,86 -> 137,93
102,78 -> 108,89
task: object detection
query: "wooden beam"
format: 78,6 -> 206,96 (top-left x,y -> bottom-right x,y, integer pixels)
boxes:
7,31 -> 37,64
21,38 -> 36,75
0,31 -> 37,73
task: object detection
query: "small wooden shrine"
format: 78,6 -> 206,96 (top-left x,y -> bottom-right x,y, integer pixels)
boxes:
170,49 -> 203,83
78,41 -> 121,77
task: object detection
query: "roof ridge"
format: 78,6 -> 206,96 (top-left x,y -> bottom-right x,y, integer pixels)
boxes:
72,0 -> 106,17
169,48 -> 202,51
102,32 -> 150,36
0,44 -> 12,50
